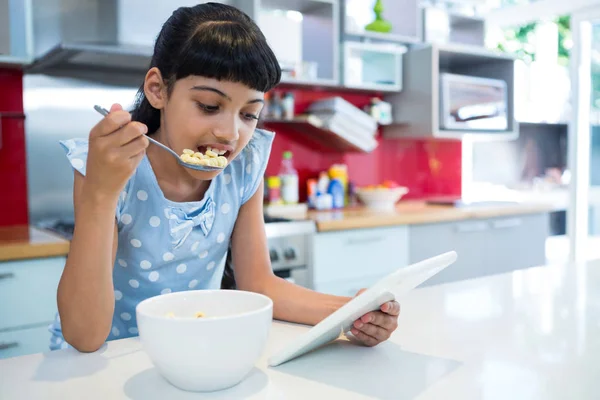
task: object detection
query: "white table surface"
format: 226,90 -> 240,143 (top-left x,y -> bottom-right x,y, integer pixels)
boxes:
2,260 -> 600,400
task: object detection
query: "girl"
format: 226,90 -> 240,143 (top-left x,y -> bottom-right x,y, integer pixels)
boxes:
50,2 -> 400,352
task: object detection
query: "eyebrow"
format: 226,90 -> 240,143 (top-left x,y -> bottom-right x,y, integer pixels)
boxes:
190,85 -> 264,104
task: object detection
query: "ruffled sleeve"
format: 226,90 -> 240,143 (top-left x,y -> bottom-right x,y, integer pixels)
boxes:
59,138 -> 131,220
240,128 -> 275,205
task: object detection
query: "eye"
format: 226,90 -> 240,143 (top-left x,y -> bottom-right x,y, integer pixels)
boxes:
242,112 -> 259,121
196,102 -> 219,114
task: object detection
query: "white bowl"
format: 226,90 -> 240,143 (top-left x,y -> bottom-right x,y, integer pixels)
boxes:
136,290 -> 273,392
356,187 -> 409,211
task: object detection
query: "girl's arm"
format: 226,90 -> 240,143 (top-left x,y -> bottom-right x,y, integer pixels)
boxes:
57,104 -> 148,352
231,180 -> 351,325
57,172 -> 120,352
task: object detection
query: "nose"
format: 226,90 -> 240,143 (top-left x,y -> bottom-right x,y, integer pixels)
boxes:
212,114 -> 239,143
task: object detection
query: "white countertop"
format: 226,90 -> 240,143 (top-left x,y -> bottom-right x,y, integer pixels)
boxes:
2,259 -> 600,399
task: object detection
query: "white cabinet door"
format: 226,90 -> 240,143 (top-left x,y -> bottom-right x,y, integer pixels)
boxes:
0,256 -> 65,330
311,226 -> 409,295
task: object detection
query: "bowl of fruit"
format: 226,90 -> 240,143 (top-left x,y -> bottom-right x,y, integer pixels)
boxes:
355,181 -> 408,211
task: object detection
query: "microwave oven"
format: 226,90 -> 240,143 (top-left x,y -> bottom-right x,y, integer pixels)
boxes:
439,73 -> 508,131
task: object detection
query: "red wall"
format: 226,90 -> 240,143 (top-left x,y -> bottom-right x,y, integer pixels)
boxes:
0,69 -> 28,226
263,87 -> 462,201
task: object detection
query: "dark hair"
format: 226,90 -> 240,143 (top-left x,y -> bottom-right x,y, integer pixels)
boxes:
132,2 -> 281,133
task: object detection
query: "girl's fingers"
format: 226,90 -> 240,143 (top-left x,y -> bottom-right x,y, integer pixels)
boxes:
381,301 -> 401,316
350,328 -> 379,347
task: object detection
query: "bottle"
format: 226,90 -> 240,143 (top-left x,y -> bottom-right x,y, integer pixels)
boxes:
279,151 -> 299,204
266,176 -> 283,205
282,92 -> 295,120
271,92 -> 283,120
328,178 -> 344,209
328,164 -> 348,205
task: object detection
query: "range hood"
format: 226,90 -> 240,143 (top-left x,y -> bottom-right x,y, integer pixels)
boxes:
26,42 -> 153,75
24,0 -> 176,77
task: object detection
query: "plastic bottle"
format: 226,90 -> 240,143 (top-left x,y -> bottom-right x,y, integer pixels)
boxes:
279,151 -> 299,204
266,176 -> 283,205
328,178 -> 345,209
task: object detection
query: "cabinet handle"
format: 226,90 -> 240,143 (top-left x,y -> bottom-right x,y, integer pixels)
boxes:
455,221 -> 489,233
0,272 -> 15,280
0,342 -> 19,351
492,218 -> 522,229
345,236 -> 384,246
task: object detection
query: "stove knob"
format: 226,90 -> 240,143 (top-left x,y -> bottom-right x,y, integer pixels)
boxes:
283,247 -> 296,261
269,249 -> 279,263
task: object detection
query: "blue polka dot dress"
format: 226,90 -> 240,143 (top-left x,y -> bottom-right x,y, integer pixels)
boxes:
48,129 -> 274,350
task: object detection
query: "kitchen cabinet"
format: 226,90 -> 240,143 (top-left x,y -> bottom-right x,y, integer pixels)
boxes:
409,213 -> 549,286
0,256 -> 65,359
311,225 -> 409,297
0,0 -> 33,67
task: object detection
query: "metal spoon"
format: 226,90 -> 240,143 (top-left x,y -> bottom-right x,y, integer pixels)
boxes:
93,105 -> 225,172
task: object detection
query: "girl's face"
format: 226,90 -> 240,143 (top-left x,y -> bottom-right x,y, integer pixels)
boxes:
145,69 -> 265,179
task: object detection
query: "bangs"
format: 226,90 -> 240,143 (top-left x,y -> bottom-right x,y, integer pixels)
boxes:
173,21 -> 281,93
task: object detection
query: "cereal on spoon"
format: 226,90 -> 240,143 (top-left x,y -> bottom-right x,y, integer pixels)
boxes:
180,148 -> 228,168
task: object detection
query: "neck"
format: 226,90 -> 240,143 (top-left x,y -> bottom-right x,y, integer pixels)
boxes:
146,129 -> 211,202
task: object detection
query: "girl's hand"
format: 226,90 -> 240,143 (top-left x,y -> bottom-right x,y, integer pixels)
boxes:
86,103 -> 149,198
349,289 -> 400,347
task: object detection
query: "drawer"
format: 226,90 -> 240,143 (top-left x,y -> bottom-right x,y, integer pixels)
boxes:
0,324 -> 52,359
312,226 -> 409,285
0,256 -> 65,330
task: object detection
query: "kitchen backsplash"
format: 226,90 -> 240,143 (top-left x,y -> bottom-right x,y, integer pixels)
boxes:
0,69 -> 28,226
263,87 -> 462,201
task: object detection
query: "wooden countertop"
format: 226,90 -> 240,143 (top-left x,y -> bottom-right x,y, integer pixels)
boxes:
306,201 -> 559,232
0,225 -> 70,262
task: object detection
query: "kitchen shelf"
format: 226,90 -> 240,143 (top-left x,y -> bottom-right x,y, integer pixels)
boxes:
422,8 -> 486,47
261,115 -> 376,152
342,0 -> 421,45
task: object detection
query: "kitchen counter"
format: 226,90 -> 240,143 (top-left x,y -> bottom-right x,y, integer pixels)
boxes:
307,200 -> 559,232
0,225 -> 70,262
1,259 -> 598,399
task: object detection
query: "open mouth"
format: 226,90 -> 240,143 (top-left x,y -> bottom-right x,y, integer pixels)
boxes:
196,145 -> 230,159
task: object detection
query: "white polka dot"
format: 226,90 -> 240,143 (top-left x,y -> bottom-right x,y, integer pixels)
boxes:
161,288 -> 172,295
128,327 -> 139,335
149,216 -> 161,227
188,279 -> 198,289
163,252 -> 174,262
120,312 -> 132,321
130,239 -> 142,248
191,241 -> 200,251
240,188 -> 244,198
121,191 -> 127,202
114,290 -> 123,300
246,164 -> 252,174
148,271 -> 159,282
60,341 -> 69,349
121,214 -> 132,225
223,173 -> 232,184
129,279 -> 139,288
253,153 -> 260,164
140,260 -> 152,269
207,261 -> 216,270
71,158 -> 84,170
221,203 -> 231,214
199,250 -> 208,259
164,208 -> 171,219
176,264 -> 187,274
118,259 -> 127,267
217,232 -> 225,243
137,190 -> 148,201
112,327 -> 120,337
55,337 -> 63,345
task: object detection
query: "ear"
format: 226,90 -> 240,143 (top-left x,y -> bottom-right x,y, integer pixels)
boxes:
144,67 -> 167,109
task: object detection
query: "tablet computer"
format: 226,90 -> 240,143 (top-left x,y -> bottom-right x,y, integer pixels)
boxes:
268,251 -> 458,367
